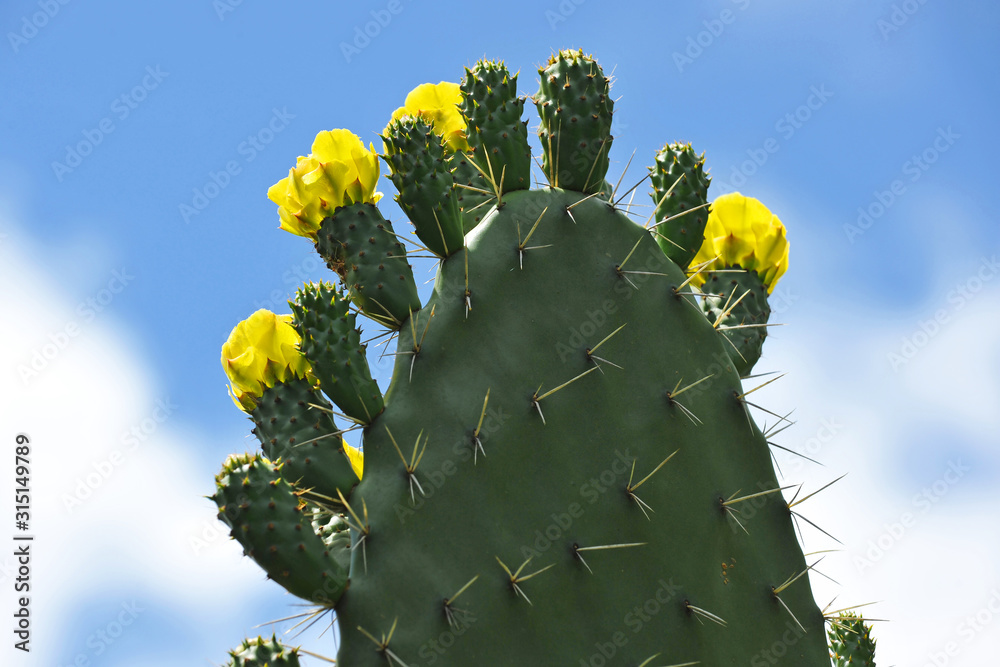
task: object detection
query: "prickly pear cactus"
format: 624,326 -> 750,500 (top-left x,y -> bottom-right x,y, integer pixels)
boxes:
226,635 -> 302,667
829,612 -> 878,666
212,48 -> 875,665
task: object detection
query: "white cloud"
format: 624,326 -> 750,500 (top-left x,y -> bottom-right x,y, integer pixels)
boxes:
0,228 -> 294,666
757,259 -> 1000,666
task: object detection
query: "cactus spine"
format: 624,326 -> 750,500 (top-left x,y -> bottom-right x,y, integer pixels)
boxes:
212,49 -> 875,665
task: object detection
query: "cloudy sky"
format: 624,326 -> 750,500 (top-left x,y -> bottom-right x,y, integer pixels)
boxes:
2,0 -> 998,665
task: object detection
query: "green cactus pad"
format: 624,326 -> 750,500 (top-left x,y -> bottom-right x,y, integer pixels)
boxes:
382,117 -> 465,258
314,202 -> 421,328
250,377 -> 360,498
212,454 -> 348,606
535,49 -> 614,193
291,281 -> 384,424
330,188 -> 827,665
702,268 -> 771,377
226,635 -> 302,667
650,142 -> 712,270
460,59 -> 532,194
829,612 -> 877,666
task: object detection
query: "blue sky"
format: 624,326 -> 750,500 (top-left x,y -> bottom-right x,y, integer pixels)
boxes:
2,1 -> 999,665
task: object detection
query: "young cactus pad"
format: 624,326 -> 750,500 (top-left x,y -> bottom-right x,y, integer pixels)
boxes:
212,48 -> 869,666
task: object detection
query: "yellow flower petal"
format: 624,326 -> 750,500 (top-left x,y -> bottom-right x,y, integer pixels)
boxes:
221,310 -> 311,412
384,81 -> 470,153
344,443 -> 364,480
691,192 -> 789,293
268,130 -> 380,240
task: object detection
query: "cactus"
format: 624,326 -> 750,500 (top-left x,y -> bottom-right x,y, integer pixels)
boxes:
649,141 -> 712,271
829,612 -> 878,666
212,49 -> 874,665
226,635 -> 302,667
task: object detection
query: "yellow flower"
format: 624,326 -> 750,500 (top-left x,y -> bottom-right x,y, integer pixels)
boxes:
344,443 -> 364,479
221,310 -> 310,412
267,129 -> 382,240
690,192 -> 789,293
386,81 -> 470,152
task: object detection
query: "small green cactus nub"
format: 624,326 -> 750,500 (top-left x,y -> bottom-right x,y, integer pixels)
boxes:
829,612 -> 877,666
535,49 -> 614,193
649,142 -> 712,270
460,59 -> 532,194
382,116 -> 464,258
212,454 -> 349,606
291,281 -> 384,424
226,635 -> 302,667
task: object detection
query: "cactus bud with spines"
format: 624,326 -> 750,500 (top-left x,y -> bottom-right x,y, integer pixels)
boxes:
290,281 -> 384,424
650,141 -> 712,270
387,81 -> 469,153
269,129 -> 420,329
535,48 -> 614,192
386,80 -> 492,233
382,116 -> 464,258
225,635 -> 301,667
212,48 -> 874,667
211,454 -> 349,605
460,59 -> 532,194
221,309 -> 360,498
829,612 -> 877,666
692,192 -> 789,376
